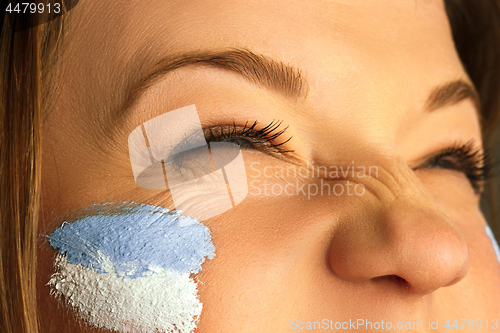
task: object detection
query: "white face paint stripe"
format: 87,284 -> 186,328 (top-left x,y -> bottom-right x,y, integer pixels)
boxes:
49,254 -> 202,333
485,226 -> 500,264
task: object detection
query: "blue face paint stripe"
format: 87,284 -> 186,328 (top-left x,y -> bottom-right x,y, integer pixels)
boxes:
48,203 -> 215,279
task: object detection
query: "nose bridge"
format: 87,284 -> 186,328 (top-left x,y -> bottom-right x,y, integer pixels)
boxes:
357,154 -> 433,207
328,155 -> 470,295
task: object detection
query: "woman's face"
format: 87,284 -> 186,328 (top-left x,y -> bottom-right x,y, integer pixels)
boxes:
38,0 -> 500,332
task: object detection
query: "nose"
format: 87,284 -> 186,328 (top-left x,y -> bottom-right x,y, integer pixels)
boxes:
328,161 -> 469,295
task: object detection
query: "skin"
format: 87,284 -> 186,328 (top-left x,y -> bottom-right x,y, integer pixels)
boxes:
37,0 -> 500,332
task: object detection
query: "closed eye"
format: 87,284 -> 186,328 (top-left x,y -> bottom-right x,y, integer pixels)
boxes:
161,119 -> 295,176
418,140 -> 494,194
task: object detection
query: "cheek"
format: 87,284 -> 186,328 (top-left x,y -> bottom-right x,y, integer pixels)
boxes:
414,168 -> 481,229
417,169 -> 488,256
415,168 -> 478,205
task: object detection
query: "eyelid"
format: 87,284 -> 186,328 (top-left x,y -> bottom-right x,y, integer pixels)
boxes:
201,120 -> 296,157
416,140 -> 493,194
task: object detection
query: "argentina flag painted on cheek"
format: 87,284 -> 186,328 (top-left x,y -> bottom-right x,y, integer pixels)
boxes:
47,202 -> 215,333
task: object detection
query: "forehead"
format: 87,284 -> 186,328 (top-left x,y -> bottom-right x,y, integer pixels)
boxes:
58,0 -> 465,129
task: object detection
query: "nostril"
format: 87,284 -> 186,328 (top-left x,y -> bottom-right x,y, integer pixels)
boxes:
372,274 -> 410,290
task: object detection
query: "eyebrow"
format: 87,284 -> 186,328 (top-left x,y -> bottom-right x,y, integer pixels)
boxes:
425,79 -> 480,113
121,48 -> 308,113
121,48 -> 480,117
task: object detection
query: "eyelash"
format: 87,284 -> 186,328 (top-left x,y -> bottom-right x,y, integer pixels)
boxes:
202,122 -> 494,194
419,141 -> 494,194
203,120 -> 294,155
